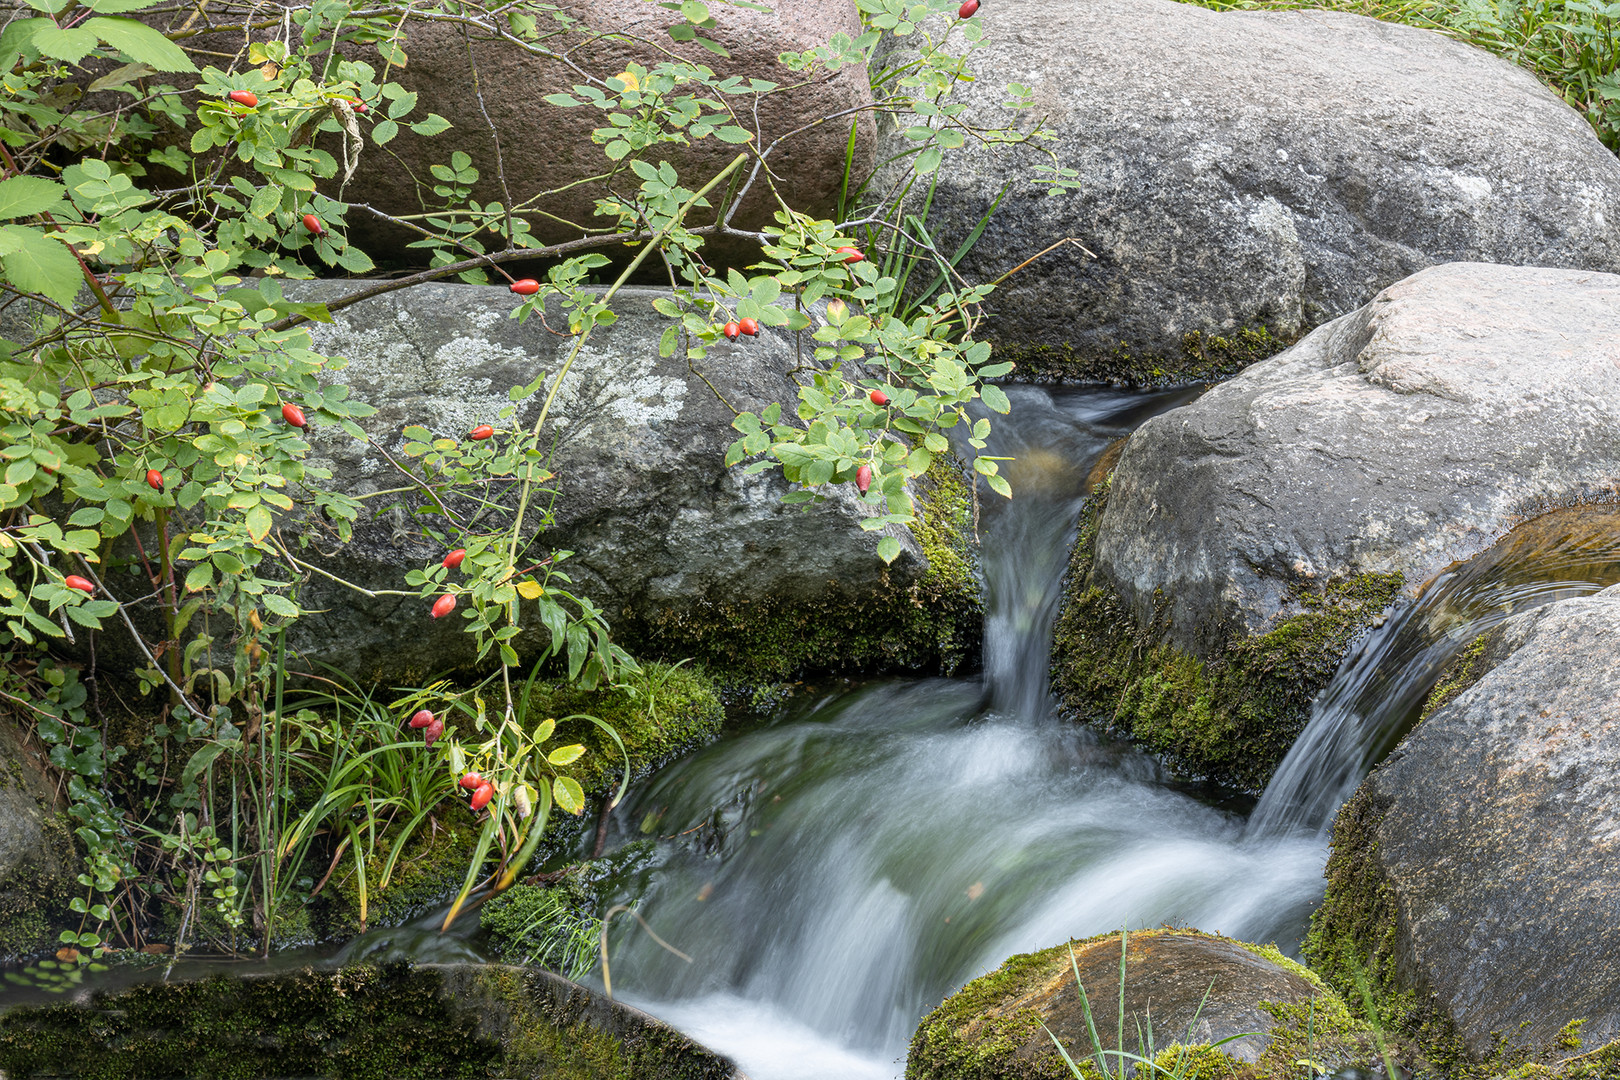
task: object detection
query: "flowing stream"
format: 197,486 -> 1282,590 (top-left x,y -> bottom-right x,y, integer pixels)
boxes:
596,386 -> 1330,1079
7,385 -> 1620,1079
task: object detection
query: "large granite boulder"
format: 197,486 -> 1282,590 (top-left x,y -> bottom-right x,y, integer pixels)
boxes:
1308,585 -> 1620,1062
0,714 -> 75,962
875,0 -> 1620,381
908,928 -> 1366,1080
150,2 -> 872,265
282,281 -> 979,685
1050,262 -> 1620,789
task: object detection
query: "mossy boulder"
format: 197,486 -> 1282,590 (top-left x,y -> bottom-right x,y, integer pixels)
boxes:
0,962 -> 744,1079
0,713 -> 78,963
1307,585 -> 1620,1072
1053,263 -> 1620,789
907,927 -> 1369,1080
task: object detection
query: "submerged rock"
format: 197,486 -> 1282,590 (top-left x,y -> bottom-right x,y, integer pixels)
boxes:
285,281 -> 980,685
1309,585 -> 1620,1064
907,927 -> 1366,1080
877,0 -> 1620,381
0,962 -> 747,1079
1050,262 -> 1620,789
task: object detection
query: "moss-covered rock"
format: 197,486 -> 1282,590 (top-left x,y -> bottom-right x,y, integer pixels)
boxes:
635,457 -> 984,686
1050,481 -> 1401,791
996,327 -> 1294,387
0,962 -> 743,1079
0,713 -> 79,963
906,927 -> 1372,1080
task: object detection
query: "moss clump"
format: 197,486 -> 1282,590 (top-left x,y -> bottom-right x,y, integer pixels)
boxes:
637,458 -> 983,686
993,326 -> 1294,387
326,820 -> 482,937
1050,482 -> 1402,791
1416,630 -> 1492,725
0,963 -> 737,1080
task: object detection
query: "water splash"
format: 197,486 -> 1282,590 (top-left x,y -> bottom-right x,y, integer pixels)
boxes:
1249,505 -> 1620,837
600,386 -> 1328,1079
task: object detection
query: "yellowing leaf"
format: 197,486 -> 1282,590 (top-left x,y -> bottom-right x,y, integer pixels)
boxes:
547,743 -> 585,766
515,578 -> 544,600
552,775 -> 585,815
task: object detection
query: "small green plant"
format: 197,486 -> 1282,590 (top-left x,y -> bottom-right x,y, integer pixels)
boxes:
479,882 -> 601,980
1044,925 -> 1258,1080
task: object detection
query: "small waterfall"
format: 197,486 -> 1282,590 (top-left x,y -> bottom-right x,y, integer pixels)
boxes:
599,386 -> 1327,1080
1249,505 -> 1620,838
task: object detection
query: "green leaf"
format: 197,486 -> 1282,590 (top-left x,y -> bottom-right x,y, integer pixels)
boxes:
0,225 -> 82,307
0,19 -> 50,71
408,113 -> 451,136
88,60 -> 155,91
980,383 -> 1011,414
915,146 -> 942,175
876,535 -> 901,564
82,17 -> 195,71
261,592 -> 299,617
552,776 -> 585,815
31,24 -> 99,63
244,504 -> 272,542
0,176 -> 64,220
184,562 -> 214,592
986,472 -> 1012,498
546,743 -> 585,766
372,119 -> 399,145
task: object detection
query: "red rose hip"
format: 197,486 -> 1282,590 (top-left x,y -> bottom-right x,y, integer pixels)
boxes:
738,317 -> 759,336
469,425 -> 494,441
869,389 -> 889,407
302,213 -> 326,236
958,0 -> 979,16
856,464 -> 872,493
510,279 -> 540,296
64,575 -> 94,594
281,403 -> 307,428
228,90 -> 258,107
459,773 -> 484,791
443,548 -> 467,570
723,321 -> 741,339
469,782 -> 494,811
835,246 -> 864,263
146,469 -> 165,491
431,594 -> 457,619
409,709 -> 435,729
424,717 -> 445,748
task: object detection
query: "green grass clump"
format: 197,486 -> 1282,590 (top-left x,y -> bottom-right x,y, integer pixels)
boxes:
1179,0 -> 1620,153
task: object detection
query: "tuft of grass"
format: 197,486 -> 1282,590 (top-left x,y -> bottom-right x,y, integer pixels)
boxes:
1177,0 -> 1620,153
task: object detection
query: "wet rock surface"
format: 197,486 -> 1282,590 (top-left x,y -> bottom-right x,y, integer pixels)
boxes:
1084,261 -> 1620,658
908,928 -> 1353,1080
1314,585 -> 1620,1059
0,718 -> 75,962
878,0 -> 1620,378
280,281 -> 977,684
0,962 -> 748,1079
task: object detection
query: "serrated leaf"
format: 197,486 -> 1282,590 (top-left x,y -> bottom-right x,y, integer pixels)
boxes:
0,225 -> 82,307
87,60 -> 154,91
0,176 -> 65,220
980,383 -> 1011,414
408,113 -> 451,137
986,472 -> 1012,498
546,743 -> 585,766
184,562 -> 214,592
261,592 -> 299,617
876,535 -> 901,564
552,775 -> 585,815
515,579 -> 544,600
31,24 -> 99,63
372,119 -> 399,145
83,17 -> 195,71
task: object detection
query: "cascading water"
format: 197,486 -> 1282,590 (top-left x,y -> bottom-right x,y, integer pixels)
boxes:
1248,505 -> 1620,838
595,386 -> 1331,1080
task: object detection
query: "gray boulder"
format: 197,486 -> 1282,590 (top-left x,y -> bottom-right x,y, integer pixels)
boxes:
1311,585 -> 1620,1059
0,716 -> 76,961
876,0 -> 1620,380
282,281 -> 979,685
1050,262 -> 1620,788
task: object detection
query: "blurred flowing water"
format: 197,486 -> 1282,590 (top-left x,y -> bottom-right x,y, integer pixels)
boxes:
1249,504 -> 1620,838
598,386 -> 1331,1080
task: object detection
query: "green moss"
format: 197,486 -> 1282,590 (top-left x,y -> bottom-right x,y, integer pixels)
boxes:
326,821 -> 481,937
636,458 -> 983,686
0,809 -> 76,962
994,326 -> 1294,387
0,963 -> 736,1080
1416,631 -> 1492,725
907,928 -> 1373,1080
1050,482 -> 1402,791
